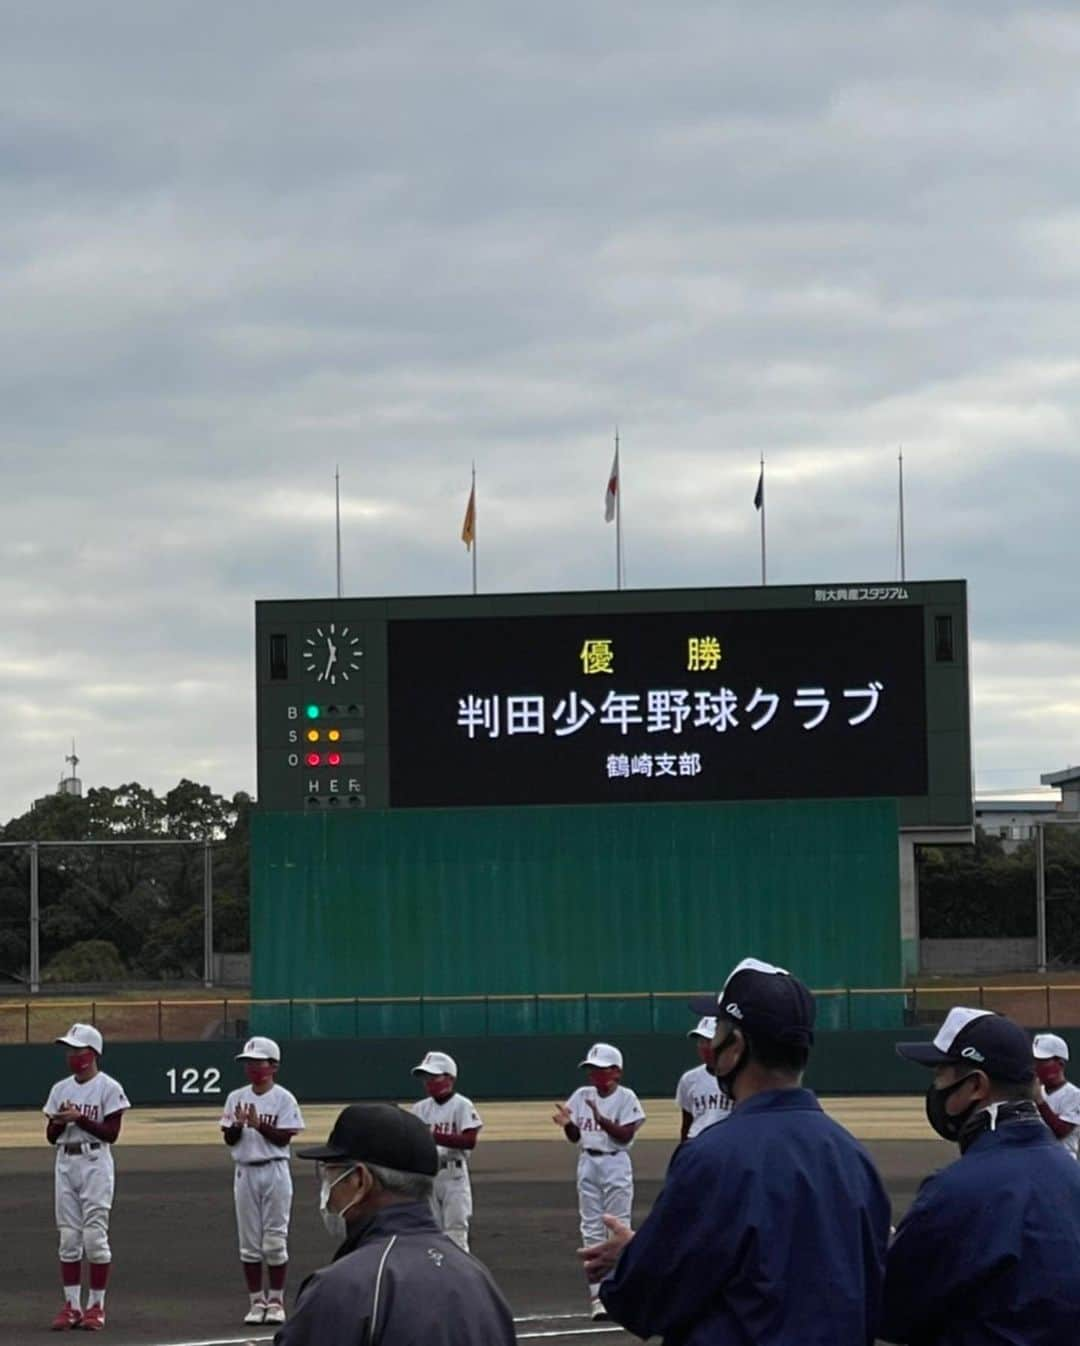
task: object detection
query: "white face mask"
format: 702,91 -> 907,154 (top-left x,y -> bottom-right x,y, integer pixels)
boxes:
319,1165 -> 361,1239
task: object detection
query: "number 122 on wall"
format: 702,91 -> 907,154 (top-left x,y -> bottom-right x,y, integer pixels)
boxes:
165,1066 -> 222,1095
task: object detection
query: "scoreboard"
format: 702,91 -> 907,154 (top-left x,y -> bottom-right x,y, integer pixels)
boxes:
254,580 -> 971,826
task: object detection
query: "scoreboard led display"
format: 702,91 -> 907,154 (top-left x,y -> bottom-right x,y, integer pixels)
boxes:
386,605 -> 928,808
255,581 -> 970,826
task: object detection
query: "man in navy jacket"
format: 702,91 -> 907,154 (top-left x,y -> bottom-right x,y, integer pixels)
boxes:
581,958 -> 891,1345
882,1007 -> 1080,1345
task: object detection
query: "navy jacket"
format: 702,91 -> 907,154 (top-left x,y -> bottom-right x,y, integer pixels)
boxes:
599,1087 -> 890,1345
881,1115 -> 1080,1345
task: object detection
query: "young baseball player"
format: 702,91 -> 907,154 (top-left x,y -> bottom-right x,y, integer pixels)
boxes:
1033,1032 -> 1080,1159
220,1036 -> 304,1327
676,1016 -> 734,1142
553,1042 -> 646,1321
43,1023 -> 131,1332
410,1050 -> 483,1251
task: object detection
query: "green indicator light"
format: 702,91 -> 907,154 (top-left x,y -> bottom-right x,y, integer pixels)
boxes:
305,704 -> 320,719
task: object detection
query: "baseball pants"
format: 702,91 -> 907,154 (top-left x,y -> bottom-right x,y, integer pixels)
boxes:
431,1165 -> 473,1252
55,1149 -> 116,1263
234,1161 -> 294,1264
577,1151 -> 633,1301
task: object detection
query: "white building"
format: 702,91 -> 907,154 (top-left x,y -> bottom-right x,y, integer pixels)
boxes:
975,787 -> 1061,850
1040,765 -> 1080,816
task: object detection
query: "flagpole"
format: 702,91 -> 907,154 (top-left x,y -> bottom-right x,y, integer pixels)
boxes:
759,454 -> 767,586
335,465 -> 343,598
898,448 -> 906,582
615,429 -> 623,591
471,462 -> 478,596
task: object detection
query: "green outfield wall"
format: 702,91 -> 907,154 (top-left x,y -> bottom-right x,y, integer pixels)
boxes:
8,1027 -> 1058,1110
251,797 -> 902,1007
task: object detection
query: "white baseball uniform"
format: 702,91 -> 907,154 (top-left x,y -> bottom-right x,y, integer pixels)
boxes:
676,1064 -> 734,1139
220,1084 -> 304,1264
1042,1081 -> 1080,1159
43,1072 -> 131,1265
564,1085 -> 646,1299
411,1092 -> 483,1251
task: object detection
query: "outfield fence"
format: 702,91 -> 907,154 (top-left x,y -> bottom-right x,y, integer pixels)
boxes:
3,984 -> 1080,1045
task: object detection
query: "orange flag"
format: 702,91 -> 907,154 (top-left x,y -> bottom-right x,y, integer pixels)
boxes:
461,482 -> 476,550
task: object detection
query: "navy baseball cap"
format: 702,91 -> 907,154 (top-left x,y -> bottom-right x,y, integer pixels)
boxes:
690,958 -> 816,1047
896,1007 -> 1035,1084
297,1103 -> 438,1176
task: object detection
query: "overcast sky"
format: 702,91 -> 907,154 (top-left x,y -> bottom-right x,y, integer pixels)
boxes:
2,3 -> 1079,821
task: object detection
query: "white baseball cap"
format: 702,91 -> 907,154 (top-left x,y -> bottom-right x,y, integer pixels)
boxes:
579,1043 -> 623,1070
689,1017 -> 717,1041
1034,1033 -> 1070,1062
412,1051 -> 458,1078
56,1023 -> 103,1056
235,1036 -> 281,1062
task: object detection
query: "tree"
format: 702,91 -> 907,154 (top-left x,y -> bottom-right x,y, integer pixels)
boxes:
919,828 -> 1036,939
87,782 -> 166,838
0,778 -> 253,984
919,824 -> 1080,967
43,940 -> 127,983
163,779 -> 237,840
1,791 -> 91,843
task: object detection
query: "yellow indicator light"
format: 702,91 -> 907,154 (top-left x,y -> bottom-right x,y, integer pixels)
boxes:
328,729 -> 341,742
306,729 -> 320,742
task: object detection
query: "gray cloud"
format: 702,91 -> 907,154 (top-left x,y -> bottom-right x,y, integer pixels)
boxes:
2,2 -> 1079,816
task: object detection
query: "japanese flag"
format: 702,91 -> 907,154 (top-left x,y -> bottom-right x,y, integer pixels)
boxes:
604,445 -> 619,523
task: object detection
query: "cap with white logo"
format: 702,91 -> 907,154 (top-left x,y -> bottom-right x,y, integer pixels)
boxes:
689,957 -> 816,1047
688,1017 -> 717,1041
235,1036 -> 281,1063
579,1043 -> 624,1070
1033,1033 -> 1070,1063
412,1051 -> 458,1078
56,1023 -> 103,1056
896,1008 -> 1034,1083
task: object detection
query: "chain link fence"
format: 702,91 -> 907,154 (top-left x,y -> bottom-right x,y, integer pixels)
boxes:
0,839 -> 219,992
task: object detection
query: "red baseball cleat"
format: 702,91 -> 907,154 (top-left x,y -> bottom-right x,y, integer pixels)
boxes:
80,1303 -> 106,1331
50,1304 -> 82,1330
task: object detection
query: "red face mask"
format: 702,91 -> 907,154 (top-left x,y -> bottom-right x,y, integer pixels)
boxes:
1036,1060 -> 1065,1088
425,1074 -> 454,1102
67,1051 -> 95,1076
245,1062 -> 275,1086
588,1067 -> 618,1094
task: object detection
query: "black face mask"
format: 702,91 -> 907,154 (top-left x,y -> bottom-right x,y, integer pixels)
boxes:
925,1072 -> 980,1143
711,1029 -> 747,1095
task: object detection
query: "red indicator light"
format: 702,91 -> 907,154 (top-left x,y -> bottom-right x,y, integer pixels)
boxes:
327,752 -> 342,766
305,752 -> 320,767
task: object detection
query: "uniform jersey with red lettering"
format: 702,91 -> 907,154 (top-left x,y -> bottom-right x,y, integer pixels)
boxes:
43,1072 -> 131,1147
220,1084 -> 304,1163
411,1092 -> 483,1163
676,1064 -> 734,1138
564,1085 -> 646,1153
